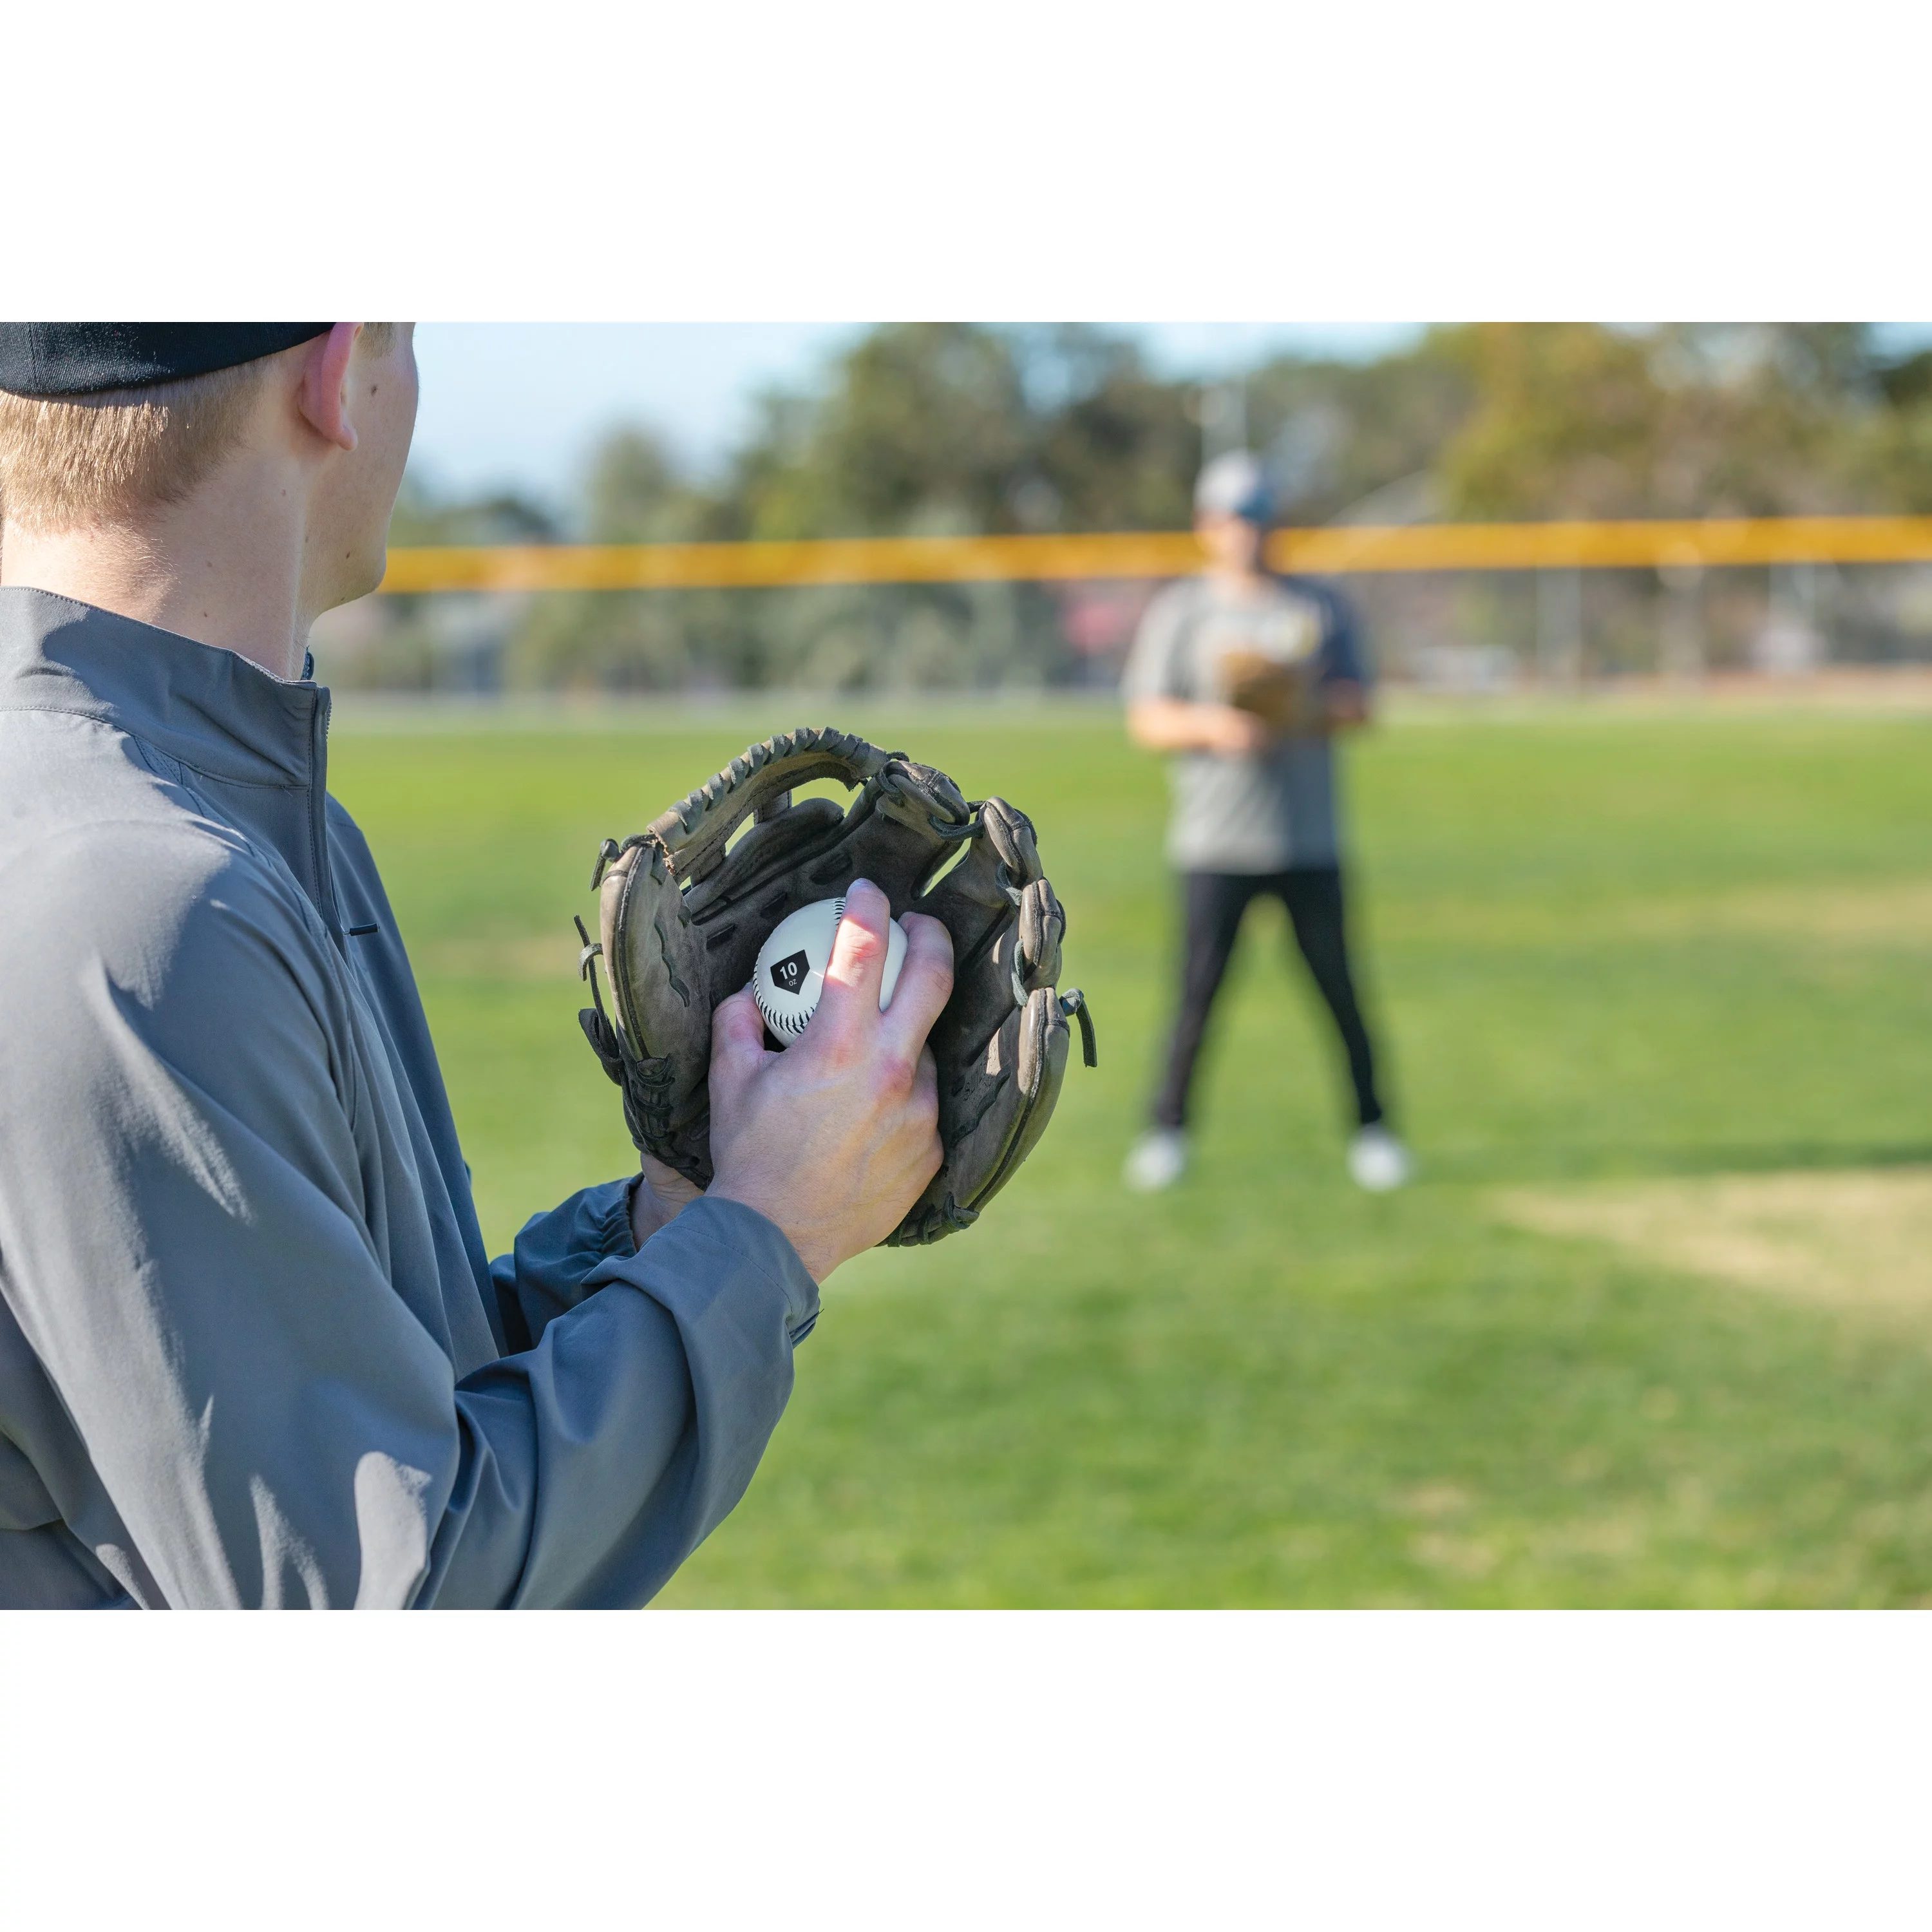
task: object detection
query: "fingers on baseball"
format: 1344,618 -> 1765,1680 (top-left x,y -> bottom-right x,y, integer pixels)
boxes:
815,878 -> 890,1042
884,912 -> 954,1056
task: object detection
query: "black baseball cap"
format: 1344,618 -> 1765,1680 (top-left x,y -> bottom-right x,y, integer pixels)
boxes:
0,324 -> 332,399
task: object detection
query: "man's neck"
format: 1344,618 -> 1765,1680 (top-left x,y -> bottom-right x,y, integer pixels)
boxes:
0,452 -> 313,681
1206,563 -> 1271,600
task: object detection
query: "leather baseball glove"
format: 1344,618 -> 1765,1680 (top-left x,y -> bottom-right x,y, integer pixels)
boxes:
1218,648 -> 1320,734
576,726 -> 1096,1246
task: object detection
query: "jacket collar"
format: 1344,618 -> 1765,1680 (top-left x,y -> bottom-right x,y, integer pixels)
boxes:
0,586 -> 343,938
0,585 -> 325,791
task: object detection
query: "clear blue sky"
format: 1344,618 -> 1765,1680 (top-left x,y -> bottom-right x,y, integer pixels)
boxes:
407,323 -> 1423,509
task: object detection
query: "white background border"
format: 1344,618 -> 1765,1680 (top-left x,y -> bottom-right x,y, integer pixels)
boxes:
9,1 -> 1932,319
7,6 -> 1930,1922
10,1611 -> 1926,1927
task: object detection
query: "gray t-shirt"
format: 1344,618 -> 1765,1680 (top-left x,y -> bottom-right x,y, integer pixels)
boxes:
1122,573 -> 1370,873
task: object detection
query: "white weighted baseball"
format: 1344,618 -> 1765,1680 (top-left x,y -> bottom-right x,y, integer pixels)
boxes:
752,895 -> 907,1043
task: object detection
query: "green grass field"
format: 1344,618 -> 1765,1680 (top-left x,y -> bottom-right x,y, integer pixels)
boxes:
328,696 -> 1932,1605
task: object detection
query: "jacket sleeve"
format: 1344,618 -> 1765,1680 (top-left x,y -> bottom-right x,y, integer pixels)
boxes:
0,824 -> 815,1610
430,1194 -> 816,1607
488,1175 -> 636,1350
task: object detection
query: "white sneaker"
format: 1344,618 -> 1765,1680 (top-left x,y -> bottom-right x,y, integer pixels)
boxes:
1124,1128 -> 1188,1192
1348,1126 -> 1413,1192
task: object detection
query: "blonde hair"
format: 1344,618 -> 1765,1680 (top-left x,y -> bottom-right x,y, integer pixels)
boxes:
0,325 -> 396,534
0,363 -> 272,533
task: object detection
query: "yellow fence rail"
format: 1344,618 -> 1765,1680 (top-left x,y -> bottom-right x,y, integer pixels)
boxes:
377,516 -> 1932,596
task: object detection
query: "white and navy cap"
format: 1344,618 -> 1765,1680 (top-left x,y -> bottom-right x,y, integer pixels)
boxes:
1194,450 -> 1276,525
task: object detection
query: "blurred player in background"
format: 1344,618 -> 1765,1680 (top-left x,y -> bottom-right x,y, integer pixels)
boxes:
1121,450 -> 1410,1194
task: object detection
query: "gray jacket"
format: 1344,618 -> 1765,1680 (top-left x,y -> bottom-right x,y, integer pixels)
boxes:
0,588 -> 816,1608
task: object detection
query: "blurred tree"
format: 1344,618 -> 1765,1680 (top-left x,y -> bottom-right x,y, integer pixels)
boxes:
580,428 -> 689,539
341,480 -> 557,692
721,324 -> 1200,540
1426,322 -> 1917,520
1023,327 -> 1198,531
1432,323 -> 1663,518
507,427 -> 749,691
366,320 -> 1932,694
387,477 -> 556,545
723,325 -> 1025,540
707,325 -> 1193,685
1245,341 -> 1476,522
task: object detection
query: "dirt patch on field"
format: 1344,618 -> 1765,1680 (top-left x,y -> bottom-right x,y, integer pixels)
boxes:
1493,1168 -> 1932,1321
1633,880 -> 1932,947
1393,878 -> 1932,951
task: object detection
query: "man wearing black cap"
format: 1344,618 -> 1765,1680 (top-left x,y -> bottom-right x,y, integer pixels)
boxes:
0,324 -> 950,1607
1121,450 -> 1409,1195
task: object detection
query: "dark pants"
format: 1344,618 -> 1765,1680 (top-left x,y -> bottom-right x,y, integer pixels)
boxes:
1152,867 -> 1385,1133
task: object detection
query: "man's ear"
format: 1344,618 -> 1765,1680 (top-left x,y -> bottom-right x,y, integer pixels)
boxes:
296,324 -> 364,453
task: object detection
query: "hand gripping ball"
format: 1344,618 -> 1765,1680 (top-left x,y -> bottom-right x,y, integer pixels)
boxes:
752,895 -> 907,1043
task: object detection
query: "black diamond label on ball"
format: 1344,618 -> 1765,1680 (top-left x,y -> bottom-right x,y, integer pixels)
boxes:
770,949 -> 810,996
